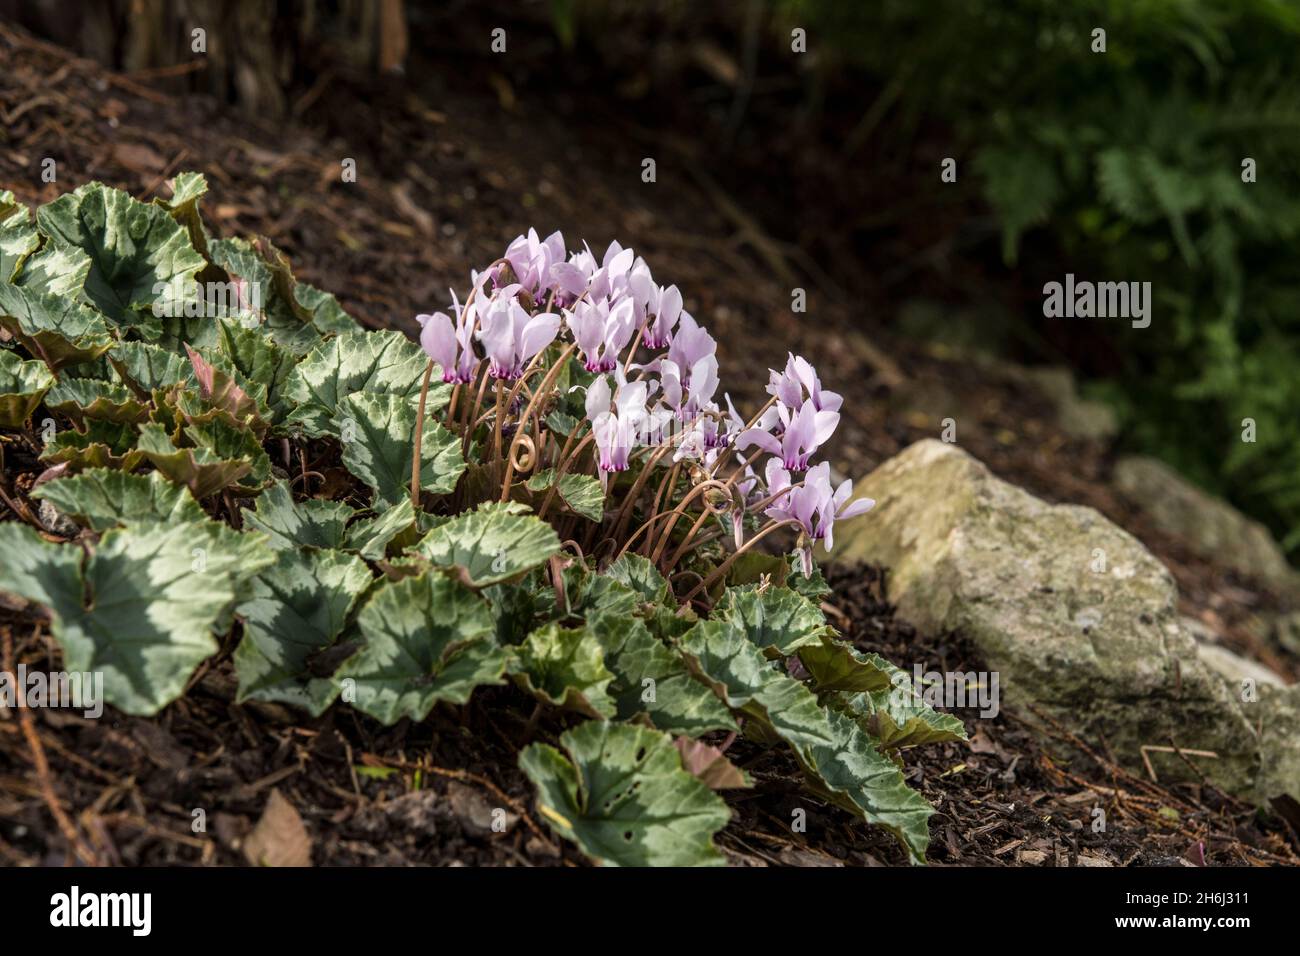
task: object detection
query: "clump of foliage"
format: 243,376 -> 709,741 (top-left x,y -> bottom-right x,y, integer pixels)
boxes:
0,175 -> 964,865
783,0 -> 1300,555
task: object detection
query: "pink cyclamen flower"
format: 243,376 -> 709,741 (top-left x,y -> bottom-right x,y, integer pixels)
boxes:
417,290 -> 479,384
585,373 -> 652,480
477,292 -> 561,381
630,275 -> 683,350
736,397 -> 839,471
503,228 -> 567,297
765,462 -> 874,575
566,297 -> 636,373
767,353 -> 843,413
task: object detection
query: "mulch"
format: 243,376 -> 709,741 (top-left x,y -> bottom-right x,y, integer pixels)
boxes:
0,20 -> 1296,866
3,564 -> 1295,867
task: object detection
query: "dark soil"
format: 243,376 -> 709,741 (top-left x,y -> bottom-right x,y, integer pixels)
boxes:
3,564 -> 1295,867
0,20 -> 1296,866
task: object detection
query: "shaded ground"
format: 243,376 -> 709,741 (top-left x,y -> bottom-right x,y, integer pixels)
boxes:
3,564 -> 1294,867
0,22 -> 1297,866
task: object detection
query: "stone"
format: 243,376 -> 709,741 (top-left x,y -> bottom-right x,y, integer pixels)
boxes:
1017,366 -> 1118,443
1269,612 -> 1300,656
1195,643 -> 1284,693
832,439 -> 1262,796
1112,456 -> 1297,593
1255,685 -> 1300,804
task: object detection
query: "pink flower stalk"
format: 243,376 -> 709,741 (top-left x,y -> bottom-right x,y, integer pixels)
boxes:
477,291 -> 561,381
566,297 -> 636,373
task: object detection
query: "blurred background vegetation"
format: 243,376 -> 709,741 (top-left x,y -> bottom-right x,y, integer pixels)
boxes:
764,0 -> 1300,555
8,0 -> 1297,559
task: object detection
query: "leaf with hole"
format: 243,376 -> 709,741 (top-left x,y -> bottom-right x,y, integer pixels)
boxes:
519,720 -> 730,866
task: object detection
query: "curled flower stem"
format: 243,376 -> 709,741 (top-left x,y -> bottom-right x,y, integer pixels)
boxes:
501,344 -> 577,502
646,478 -> 730,569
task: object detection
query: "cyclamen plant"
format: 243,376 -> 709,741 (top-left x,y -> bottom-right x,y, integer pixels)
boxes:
0,178 -> 965,868
409,228 -> 874,600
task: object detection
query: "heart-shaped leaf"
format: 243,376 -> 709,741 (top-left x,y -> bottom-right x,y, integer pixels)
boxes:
137,422 -> 254,498
31,468 -> 205,532
589,612 -> 736,735
240,480 -> 353,550
0,520 -> 274,715
411,501 -> 561,587
1,198 -> 39,282
16,241 -> 93,297
216,319 -> 299,425
801,706 -> 936,864
336,392 -> 465,507
837,685 -> 969,750
294,281 -> 361,335
0,349 -> 55,426
526,467 -> 605,522
335,571 -> 506,724
511,623 -> 617,718
43,378 -> 150,425
0,284 -> 115,371
41,420 -> 144,471
680,618 -> 935,863
519,720 -> 730,867
797,637 -> 897,694
716,584 -> 832,657
36,182 -> 205,335
285,329 -> 439,437
234,548 -> 373,715
107,341 -> 195,394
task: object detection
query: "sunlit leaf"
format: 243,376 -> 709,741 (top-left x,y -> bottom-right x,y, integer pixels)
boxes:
411,501 -> 561,587
285,329 -> 438,437
0,349 -> 55,427
234,548 -> 373,715
137,421 -> 253,498
335,571 -> 506,724
0,520 -> 273,715
36,182 -> 205,335
31,468 -> 205,532
43,378 -> 149,425
336,391 -> 465,507
716,584 -> 832,657
510,622 -> 617,718
526,467 -> 605,522
0,284 -> 115,371
519,720 -> 730,867
40,420 -> 143,471
589,613 -> 736,735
